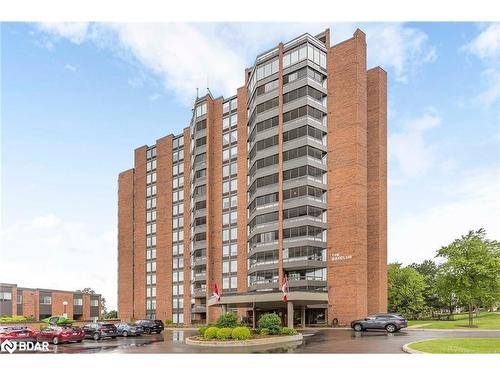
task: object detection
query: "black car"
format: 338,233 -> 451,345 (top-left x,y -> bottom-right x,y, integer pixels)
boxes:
350,314 -> 408,333
134,319 -> 164,334
82,322 -> 119,340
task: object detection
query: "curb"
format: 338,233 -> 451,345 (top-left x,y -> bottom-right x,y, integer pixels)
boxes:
402,341 -> 427,354
185,333 -> 303,347
406,328 -> 500,332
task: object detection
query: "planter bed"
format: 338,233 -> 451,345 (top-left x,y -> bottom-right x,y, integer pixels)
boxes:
185,333 -> 303,347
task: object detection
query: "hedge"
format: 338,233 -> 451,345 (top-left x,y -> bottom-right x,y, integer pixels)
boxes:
257,313 -> 282,335
215,312 -> 238,328
216,327 -> 233,340
231,326 -> 251,340
204,326 -> 220,340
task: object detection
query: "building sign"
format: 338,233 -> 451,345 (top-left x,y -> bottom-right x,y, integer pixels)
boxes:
331,253 -> 353,262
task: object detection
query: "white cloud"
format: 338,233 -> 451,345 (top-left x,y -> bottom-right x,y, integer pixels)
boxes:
34,22 -> 437,105
360,23 -> 437,83
63,63 -> 77,72
461,23 -> 500,107
37,22 -> 90,44
1,215 -> 117,310
462,23 -> 500,60
149,93 -> 161,101
389,111 -> 441,178
389,166 -> 500,265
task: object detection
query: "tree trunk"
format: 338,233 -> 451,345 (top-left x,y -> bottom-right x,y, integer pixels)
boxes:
468,303 -> 473,327
475,305 -> 480,316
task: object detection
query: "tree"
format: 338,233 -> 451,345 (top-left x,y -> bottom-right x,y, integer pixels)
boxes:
436,229 -> 500,327
409,260 -> 441,312
102,310 -> 117,320
388,263 -> 427,319
76,287 -> 107,315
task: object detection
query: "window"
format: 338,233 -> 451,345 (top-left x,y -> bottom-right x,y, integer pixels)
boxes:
196,102 -> 207,117
283,85 -> 324,104
283,145 -> 324,162
250,57 -> 279,93
16,294 -> 23,304
249,230 -> 279,247
249,154 -> 279,178
249,211 -> 279,231
283,105 -> 324,124
195,119 -> 207,132
248,173 -> 279,196
249,116 -> 279,145
248,191 -> 279,213
255,97 -> 279,115
282,205 -> 324,220
283,125 -> 324,143
282,225 -> 324,240
249,134 -> 279,161
40,295 -> 52,305
0,292 -> 12,301
283,165 -> 324,181
256,79 -> 279,97
283,185 -> 324,201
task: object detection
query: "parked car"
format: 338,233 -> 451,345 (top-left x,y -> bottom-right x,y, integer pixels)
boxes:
82,322 -> 119,340
115,323 -> 143,337
37,325 -> 85,345
134,319 -> 164,334
351,314 -> 408,333
0,326 -> 37,343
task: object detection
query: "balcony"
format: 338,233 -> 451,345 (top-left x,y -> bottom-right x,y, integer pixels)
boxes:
192,288 -> 206,298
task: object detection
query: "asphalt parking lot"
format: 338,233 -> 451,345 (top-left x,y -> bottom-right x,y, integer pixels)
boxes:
7,328 -> 500,354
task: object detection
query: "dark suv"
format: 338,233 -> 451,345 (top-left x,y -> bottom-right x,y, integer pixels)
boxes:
134,319 -> 164,334
83,322 -> 119,340
350,314 -> 407,333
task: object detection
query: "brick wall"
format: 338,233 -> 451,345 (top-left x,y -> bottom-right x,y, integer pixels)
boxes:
133,146 -> 147,319
156,135 -> 173,320
51,292 -> 74,318
206,96 -> 224,323
327,29 -> 368,325
118,169 -> 135,321
367,67 -> 388,314
182,127 -> 192,324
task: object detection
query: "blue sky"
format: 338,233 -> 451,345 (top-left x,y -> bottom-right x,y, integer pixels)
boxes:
1,22 -> 499,310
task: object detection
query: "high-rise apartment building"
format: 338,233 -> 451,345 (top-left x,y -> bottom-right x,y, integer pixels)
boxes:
118,28 -> 387,327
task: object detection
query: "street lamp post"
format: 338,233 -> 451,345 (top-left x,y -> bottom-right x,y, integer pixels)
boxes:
62,301 -> 68,318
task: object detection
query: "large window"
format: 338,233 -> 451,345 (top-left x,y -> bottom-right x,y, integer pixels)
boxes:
248,173 -> 279,196
283,124 -> 324,143
0,292 -> 12,301
283,85 -> 324,104
283,43 -> 326,70
283,105 -> 324,124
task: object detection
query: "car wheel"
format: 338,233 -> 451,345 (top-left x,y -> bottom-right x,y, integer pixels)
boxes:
111,336 -> 117,339
385,324 -> 396,333
93,332 -> 100,341
52,337 -> 59,345
77,340 -> 82,343
123,331 -> 128,337
353,323 -> 363,332
145,328 -> 151,335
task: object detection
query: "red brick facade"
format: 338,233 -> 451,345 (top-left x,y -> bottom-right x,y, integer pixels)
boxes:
117,28 -> 387,326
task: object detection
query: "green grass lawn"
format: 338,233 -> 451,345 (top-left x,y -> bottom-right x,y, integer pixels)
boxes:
407,312 -> 500,329
408,338 -> 500,353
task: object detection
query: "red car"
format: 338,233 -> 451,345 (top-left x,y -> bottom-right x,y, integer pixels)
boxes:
0,326 -> 38,343
37,325 -> 85,345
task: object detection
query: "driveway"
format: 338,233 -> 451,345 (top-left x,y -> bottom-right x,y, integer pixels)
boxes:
11,328 -> 499,354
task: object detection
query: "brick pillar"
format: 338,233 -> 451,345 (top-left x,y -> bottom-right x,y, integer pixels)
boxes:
327,29 -> 368,325
367,67 -> 388,314
156,135 -> 173,321
118,169 -> 135,322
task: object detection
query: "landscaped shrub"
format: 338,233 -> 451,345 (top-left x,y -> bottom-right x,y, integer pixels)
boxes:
231,326 -> 251,340
216,327 -> 233,340
215,312 -> 238,328
282,327 -> 298,335
164,319 -> 173,325
0,315 -> 33,323
257,313 -> 282,335
204,326 -> 220,340
259,328 -> 270,336
198,325 -> 209,336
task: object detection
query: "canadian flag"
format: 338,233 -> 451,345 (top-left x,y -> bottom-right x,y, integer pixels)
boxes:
213,283 -> 221,301
282,275 -> 289,303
